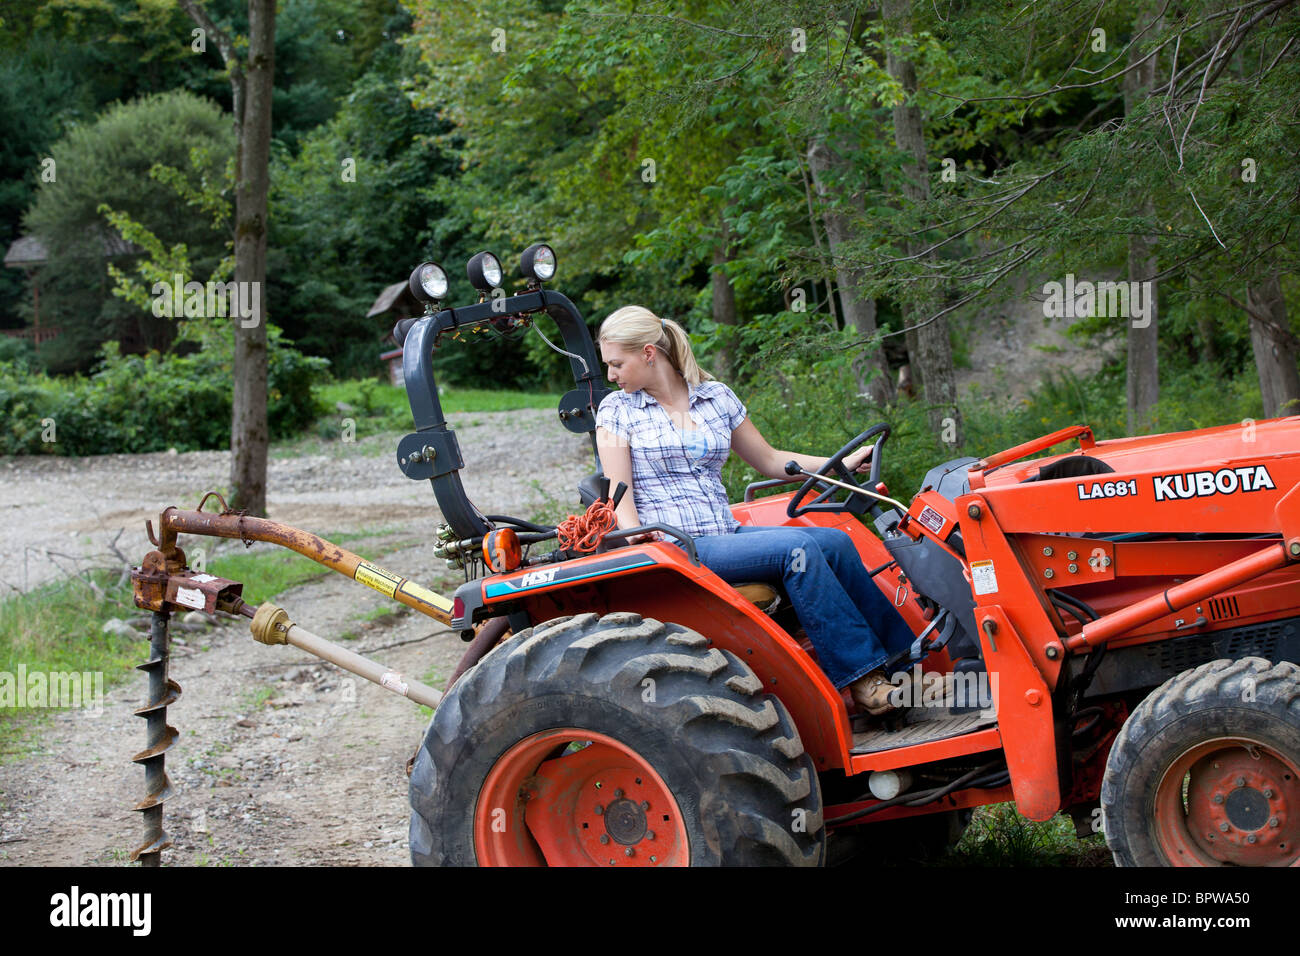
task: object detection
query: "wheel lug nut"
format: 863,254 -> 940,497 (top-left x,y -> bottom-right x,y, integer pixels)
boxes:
599,834 -> 609,844
594,805 -> 604,815
625,847 -> 635,857
1235,776 -> 1246,787
1247,834 -> 1258,844
650,855 -> 657,863
1270,818 -> 1280,828
614,789 -> 624,798
1264,789 -> 1275,798
1214,794 -> 1225,804
646,830 -> 655,841
1219,822 -> 1230,832
640,800 -> 650,810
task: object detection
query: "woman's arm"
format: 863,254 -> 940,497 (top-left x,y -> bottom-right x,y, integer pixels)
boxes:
730,418 -> 871,479
595,426 -> 657,541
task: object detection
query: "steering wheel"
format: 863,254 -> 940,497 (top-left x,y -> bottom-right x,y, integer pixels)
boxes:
786,423 -> 891,519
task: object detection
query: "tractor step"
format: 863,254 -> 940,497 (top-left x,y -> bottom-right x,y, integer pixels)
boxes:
850,708 -> 997,755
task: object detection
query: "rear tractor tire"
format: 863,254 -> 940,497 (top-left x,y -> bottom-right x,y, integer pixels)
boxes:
408,611 -> 825,866
1101,657 -> 1300,867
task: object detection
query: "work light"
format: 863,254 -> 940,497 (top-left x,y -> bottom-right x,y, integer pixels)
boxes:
519,243 -> 557,284
467,251 -> 503,292
408,261 -> 448,302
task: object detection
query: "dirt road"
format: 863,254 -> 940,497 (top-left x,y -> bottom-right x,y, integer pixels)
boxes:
0,409 -> 592,866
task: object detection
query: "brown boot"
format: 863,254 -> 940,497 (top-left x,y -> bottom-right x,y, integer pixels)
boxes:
849,669 -> 903,716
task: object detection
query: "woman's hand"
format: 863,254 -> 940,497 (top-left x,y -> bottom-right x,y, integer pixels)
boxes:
843,445 -> 873,474
626,530 -> 661,544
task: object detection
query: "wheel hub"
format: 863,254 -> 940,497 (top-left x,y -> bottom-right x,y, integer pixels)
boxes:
474,729 -> 688,866
1159,738 -> 1299,866
602,797 -> 648,845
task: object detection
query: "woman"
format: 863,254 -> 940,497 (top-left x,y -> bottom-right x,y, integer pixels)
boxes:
594,305 -> 916,714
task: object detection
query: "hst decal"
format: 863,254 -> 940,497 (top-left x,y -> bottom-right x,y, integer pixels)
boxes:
485,555 -> 658,598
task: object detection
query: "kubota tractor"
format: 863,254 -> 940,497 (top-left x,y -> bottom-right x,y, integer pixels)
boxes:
131,247 -> 1300,867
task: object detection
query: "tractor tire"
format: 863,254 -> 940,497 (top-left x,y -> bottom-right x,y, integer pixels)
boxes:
1100,657 -> 1300,867
408,611 -> 825,866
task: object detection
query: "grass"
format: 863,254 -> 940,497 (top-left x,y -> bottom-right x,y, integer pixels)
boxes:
239,687 -> 275,712
0,570 -> 141,760
207,546 -> 333,608
946,803 -> 1112,866
314,379 -> 554,422
0,525 -> 407,757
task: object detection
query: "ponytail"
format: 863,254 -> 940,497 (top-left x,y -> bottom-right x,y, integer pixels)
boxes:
597,306 -> 713,386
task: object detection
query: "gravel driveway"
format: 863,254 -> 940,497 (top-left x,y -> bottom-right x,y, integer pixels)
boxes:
0,408 -> 593,866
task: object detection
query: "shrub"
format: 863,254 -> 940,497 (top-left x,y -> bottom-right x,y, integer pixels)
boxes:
0,334 -> 328,456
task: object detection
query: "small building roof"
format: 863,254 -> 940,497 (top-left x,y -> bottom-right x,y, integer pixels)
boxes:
4,232 -> 140,268
4,236 -> 48,268
367,280 -> 420,318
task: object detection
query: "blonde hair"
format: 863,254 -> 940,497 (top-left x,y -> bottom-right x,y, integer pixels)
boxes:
597,305 -> 713,387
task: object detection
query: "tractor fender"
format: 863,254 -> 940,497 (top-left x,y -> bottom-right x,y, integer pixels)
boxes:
476,543 -> 856,772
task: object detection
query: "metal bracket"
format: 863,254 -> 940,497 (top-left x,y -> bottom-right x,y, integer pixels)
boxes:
397,430 -> 465,480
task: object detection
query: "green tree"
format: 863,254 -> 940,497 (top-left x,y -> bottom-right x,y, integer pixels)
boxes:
21,90 -> 233,371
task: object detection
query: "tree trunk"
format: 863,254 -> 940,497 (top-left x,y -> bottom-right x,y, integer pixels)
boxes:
882,0 -> 963,445
1197,313 -> 1218,368
229,0 -> 274,515
710,226 -> 737,382
1124,18 -> 1159,434
806,138 -> 894,406
180,0 -> 274,515
1246,273 -> 1300,418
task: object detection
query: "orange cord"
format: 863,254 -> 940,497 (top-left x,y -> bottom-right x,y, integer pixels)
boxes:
557,498 -> 619,554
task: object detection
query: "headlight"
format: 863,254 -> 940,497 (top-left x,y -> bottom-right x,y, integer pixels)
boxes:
467,251 -> 502,292
408,261 -> 448,302
519,242 -> 556,283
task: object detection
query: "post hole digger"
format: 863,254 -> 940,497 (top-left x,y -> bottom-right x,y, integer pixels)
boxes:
132,245 -> 1300,867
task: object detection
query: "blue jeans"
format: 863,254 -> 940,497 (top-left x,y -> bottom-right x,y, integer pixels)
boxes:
694,526 -> 916,688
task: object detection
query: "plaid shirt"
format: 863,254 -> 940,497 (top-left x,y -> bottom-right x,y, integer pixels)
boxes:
596,380 -> 748,538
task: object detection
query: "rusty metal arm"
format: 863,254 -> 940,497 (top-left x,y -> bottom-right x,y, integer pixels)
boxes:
147,502 -> 454,624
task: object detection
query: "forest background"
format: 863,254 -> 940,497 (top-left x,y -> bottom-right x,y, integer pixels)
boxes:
1,0 -> 1297,502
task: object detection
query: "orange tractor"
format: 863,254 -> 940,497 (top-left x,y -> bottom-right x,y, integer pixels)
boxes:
132,248 -> 1300,867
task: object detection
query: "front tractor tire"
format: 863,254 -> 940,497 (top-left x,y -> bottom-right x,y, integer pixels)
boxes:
1101,657 -> 1300,867
409,612 -> 825,866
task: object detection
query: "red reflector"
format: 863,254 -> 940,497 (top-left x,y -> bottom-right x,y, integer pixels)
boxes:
453,597 -> 465,620
875,482 -> 889,494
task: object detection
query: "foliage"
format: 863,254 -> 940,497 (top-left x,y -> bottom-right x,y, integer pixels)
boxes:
0,332 -> 328,456
947,804 -> 1111,867
723,352 -> 1265,506
268,24 -> 462,380
21,90 -> 234,372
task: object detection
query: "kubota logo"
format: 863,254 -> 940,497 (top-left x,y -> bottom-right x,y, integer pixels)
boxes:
1152,465 -> 1275,502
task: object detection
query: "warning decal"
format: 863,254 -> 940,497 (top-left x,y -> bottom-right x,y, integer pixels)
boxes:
398,579 -> 454,615
355,562 -> 401,598
970,560 -> 999,596
916,506 -> 947,536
